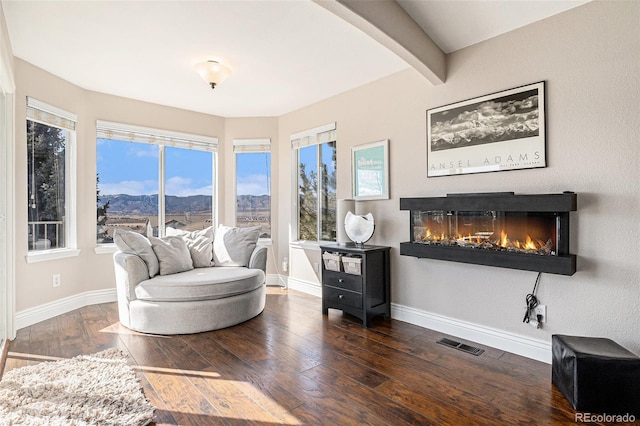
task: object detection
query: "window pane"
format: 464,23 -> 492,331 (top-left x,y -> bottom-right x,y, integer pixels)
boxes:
298,145 -> 318,241
96,139 -> 159,242
27,121 -> 67,250
236,152 -> 271,238
165,146 -> 213,233
319,141 -> 337,241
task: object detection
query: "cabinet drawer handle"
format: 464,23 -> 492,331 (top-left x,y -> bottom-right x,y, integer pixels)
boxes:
338,294 -> 344,299
338,278 -> 344,283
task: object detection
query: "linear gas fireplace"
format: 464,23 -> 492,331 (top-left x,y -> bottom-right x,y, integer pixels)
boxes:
399,192 -> 577,275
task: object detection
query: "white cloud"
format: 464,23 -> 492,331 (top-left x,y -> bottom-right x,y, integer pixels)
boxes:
165,176 -> 212,196
100,176 -> 213,197
132,146 -> 158,158
99,179 -> 157,196
237,174 -> 270,196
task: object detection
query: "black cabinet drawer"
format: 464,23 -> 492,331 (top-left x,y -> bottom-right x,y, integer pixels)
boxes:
323,270 -> 363,293
324,286 -> 362,310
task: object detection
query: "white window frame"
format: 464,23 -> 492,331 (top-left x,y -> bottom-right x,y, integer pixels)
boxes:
95,120 -> 218,253
290,122 -> 337,244
26,97 -> 79,263
233,138 -> 272,244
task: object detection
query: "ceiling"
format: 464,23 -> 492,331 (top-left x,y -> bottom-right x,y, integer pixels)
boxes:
3,0 -> 589,118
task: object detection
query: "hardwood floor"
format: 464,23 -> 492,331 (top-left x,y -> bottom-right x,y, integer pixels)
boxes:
3,288 -> 619,425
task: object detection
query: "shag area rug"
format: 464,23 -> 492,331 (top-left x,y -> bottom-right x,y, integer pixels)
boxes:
0,348 -> 155,425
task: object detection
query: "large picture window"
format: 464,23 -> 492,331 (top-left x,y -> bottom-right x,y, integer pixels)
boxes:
96,121 -> 217,244
291,123 -> 336,242
26,98 -> 77,252
234,139 -> 271,239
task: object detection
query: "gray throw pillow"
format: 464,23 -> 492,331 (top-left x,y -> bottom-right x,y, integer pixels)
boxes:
165,226 -> 214,268
113,228 -> 160,277
149,236 -> 194,276
213,225 -> 261,267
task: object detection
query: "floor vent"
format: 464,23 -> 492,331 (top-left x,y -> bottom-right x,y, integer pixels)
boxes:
437,338 -> 485,356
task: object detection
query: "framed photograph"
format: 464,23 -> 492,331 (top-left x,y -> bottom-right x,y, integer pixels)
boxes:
352,139 -> 389,200
427,81 -> 546,177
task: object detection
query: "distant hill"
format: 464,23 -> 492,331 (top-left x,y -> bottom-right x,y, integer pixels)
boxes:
100,194 -> 269,215
101,194 -> 212,215
237,194 -> 270,212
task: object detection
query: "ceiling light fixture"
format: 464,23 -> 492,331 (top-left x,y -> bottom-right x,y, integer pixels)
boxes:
195,60 -> 232,89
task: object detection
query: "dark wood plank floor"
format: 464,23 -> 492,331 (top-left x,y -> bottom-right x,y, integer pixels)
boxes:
3,288 -> 621,425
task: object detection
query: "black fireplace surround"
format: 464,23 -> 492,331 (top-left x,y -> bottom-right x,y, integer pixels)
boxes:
400,192 -> 577,275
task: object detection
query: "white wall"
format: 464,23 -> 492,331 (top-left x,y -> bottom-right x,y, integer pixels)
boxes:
279,1 -> 640,355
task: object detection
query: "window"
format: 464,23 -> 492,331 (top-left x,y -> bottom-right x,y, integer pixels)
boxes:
96,121 -> 217,244
165,146 -> 213,233
96,139 -> 159,242
27,98 -> 77,252
291,123 -> 337,242
234,139 -> 271,239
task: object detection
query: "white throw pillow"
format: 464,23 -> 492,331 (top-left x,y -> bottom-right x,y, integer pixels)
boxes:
166,226 -> 214,268
149,236 -> 194,276
213,225 -> 261,267
113,228 -> 160,277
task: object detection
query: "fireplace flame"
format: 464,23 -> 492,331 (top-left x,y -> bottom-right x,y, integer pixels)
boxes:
421,229 -> 446,242
418,229 -> 554,256
499,231 -> 509,248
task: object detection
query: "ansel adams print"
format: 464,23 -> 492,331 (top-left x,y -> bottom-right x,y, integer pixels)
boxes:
430,89 -> 540,151
427,82 -> 546,177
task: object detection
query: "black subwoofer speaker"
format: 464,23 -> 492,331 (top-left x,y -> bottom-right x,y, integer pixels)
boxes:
552,334 -> 640,415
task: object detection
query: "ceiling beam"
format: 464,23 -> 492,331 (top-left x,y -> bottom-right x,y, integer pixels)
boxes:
313,0 -> 446,85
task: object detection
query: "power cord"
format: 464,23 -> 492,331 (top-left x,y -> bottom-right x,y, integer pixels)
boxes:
523,272 -> 542,328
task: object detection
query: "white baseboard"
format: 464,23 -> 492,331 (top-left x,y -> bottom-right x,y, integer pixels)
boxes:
266,273 -> 287,288
283,279 -> 550,363
285,276 -> 322,298
391,303 -> 551,364
16,288 -> 117,330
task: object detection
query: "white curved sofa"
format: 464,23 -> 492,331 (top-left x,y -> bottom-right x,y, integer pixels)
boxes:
112,225 -> 267,335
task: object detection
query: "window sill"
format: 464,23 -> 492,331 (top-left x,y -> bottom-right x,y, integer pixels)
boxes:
95,244 -> 118,255
26,248 -> 81,264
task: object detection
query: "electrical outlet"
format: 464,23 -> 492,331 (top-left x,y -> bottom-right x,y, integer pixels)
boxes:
52,274 -> 61,288
534,305 -> 546,323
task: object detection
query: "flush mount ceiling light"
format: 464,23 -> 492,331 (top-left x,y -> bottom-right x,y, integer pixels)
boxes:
195,60 -> 232,89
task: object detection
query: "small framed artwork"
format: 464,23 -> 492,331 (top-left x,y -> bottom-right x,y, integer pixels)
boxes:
427,81 -> 546,177
352,139 -> 389,201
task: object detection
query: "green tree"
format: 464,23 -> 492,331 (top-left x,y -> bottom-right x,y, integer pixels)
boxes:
27,121 -> 66,246
320,142 -> 337,241
298,141 -> 337,242
298,163 -> 318,240
96,173 -> 112,243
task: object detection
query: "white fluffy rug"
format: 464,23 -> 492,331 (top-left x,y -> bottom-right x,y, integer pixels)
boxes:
0,348 -> 155,425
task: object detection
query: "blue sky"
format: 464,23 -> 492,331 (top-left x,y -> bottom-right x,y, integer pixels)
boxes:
97,139 -> 270,197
